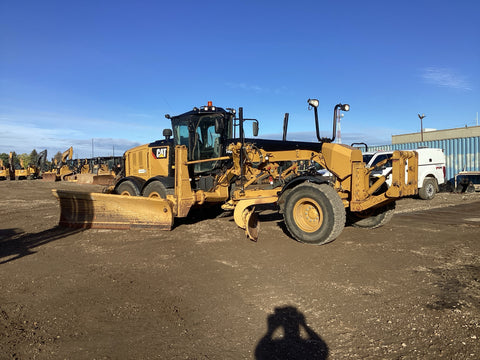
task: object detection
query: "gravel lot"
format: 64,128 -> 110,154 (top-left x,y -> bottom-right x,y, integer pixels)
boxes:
1,180 -> 479,359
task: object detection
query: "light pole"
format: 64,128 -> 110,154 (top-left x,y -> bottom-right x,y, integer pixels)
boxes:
418,113 -> 426,142
337,112 -> 344,144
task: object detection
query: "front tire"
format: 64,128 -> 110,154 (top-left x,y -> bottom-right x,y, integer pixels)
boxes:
115,181 -> 140,196
419,178 -> 437,200
143,181 -> 167,199
283,183 -> 345,245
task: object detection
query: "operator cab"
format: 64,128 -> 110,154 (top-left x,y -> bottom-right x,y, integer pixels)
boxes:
165,102 -> 234,173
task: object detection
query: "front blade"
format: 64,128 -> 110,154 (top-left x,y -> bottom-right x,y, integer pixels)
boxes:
52,189 -> 173,230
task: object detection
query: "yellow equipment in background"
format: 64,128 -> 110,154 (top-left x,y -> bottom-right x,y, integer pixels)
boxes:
64,158 -> 117,185
53,100 -> 418,245
43,147 -> 73,181
15,159 -> 28,180
25,149 -> 48,179
0,152 -> 16,180
0,158 -> 9,180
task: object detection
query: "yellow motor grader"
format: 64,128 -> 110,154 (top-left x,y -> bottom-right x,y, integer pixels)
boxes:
53,100 -> 418,245
63,157 -> 118,185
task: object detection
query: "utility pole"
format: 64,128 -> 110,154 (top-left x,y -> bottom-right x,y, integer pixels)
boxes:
418,114 -> 426,142
91,138 -> 94,158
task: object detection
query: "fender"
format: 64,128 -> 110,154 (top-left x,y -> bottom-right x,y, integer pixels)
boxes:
280,175 -> 331,194
419,174 -> 439,191
277,175 -> 331,212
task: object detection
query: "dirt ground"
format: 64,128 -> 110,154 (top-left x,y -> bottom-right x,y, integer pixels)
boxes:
1,180 -> 479,359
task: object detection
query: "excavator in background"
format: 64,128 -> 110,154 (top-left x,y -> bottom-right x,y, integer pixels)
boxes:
43,147 -> 73,181
0,152 -> 16,180
53,100 -> 418,245
25,149 -> 48,179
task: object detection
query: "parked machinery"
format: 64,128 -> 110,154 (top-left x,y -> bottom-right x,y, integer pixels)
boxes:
64,156 -> 121,185
0,152 -> 16,180
15,159 -> 28,180
26,149 -> 48,179
53,100 -> 418,245
43,147 -> 73,181
0,158 -> 10,180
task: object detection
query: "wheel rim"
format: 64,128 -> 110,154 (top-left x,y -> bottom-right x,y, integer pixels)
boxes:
120,190 -> 131,196
426,184 -> 434,196
148,191 -> 161,198
293,198 -> 323,233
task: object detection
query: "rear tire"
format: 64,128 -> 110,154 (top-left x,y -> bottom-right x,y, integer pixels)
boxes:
419,178 -> 436,200
283,183 -> 345,245
348,201 -> 395,229
143,181 -> 167,199
115,181 -> 140,196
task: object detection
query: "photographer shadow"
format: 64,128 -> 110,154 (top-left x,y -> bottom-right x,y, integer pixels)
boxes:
255,306 -> 328,360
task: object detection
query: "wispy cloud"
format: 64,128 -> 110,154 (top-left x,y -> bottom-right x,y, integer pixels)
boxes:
225,82 -> 288,94
0,108 -> 152,158
421,66 -> 472,91
226,82 -> 264,93
126,113 -> 153,118
0,120 -> 141,158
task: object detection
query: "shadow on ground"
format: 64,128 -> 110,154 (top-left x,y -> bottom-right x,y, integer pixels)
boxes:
426,265 -> 480,311
0,226 -> 85,264
255,306 -> 328,360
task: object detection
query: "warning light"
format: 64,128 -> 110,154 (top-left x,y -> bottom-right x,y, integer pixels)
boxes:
208,101 -> 213,107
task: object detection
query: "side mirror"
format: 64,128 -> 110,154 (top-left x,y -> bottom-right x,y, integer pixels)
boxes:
163,128 -> 172,140
215,118 -> 224,134
252,121 -> 259,137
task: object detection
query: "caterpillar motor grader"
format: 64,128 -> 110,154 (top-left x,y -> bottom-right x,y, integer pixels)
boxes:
53,100 -> 418,245
63,156 -> 119,185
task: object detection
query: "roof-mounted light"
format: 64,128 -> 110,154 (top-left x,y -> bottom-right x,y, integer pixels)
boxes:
308,98 -> 319,108
201,101 -> 216,111
341,104 -> 350,111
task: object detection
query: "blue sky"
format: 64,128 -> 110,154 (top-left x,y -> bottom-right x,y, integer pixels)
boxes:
1,0 -> 479,159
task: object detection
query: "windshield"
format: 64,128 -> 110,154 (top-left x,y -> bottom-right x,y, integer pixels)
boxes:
172,114 -> 224,173
364,153 -> 392,168
363,154 -> 374,164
